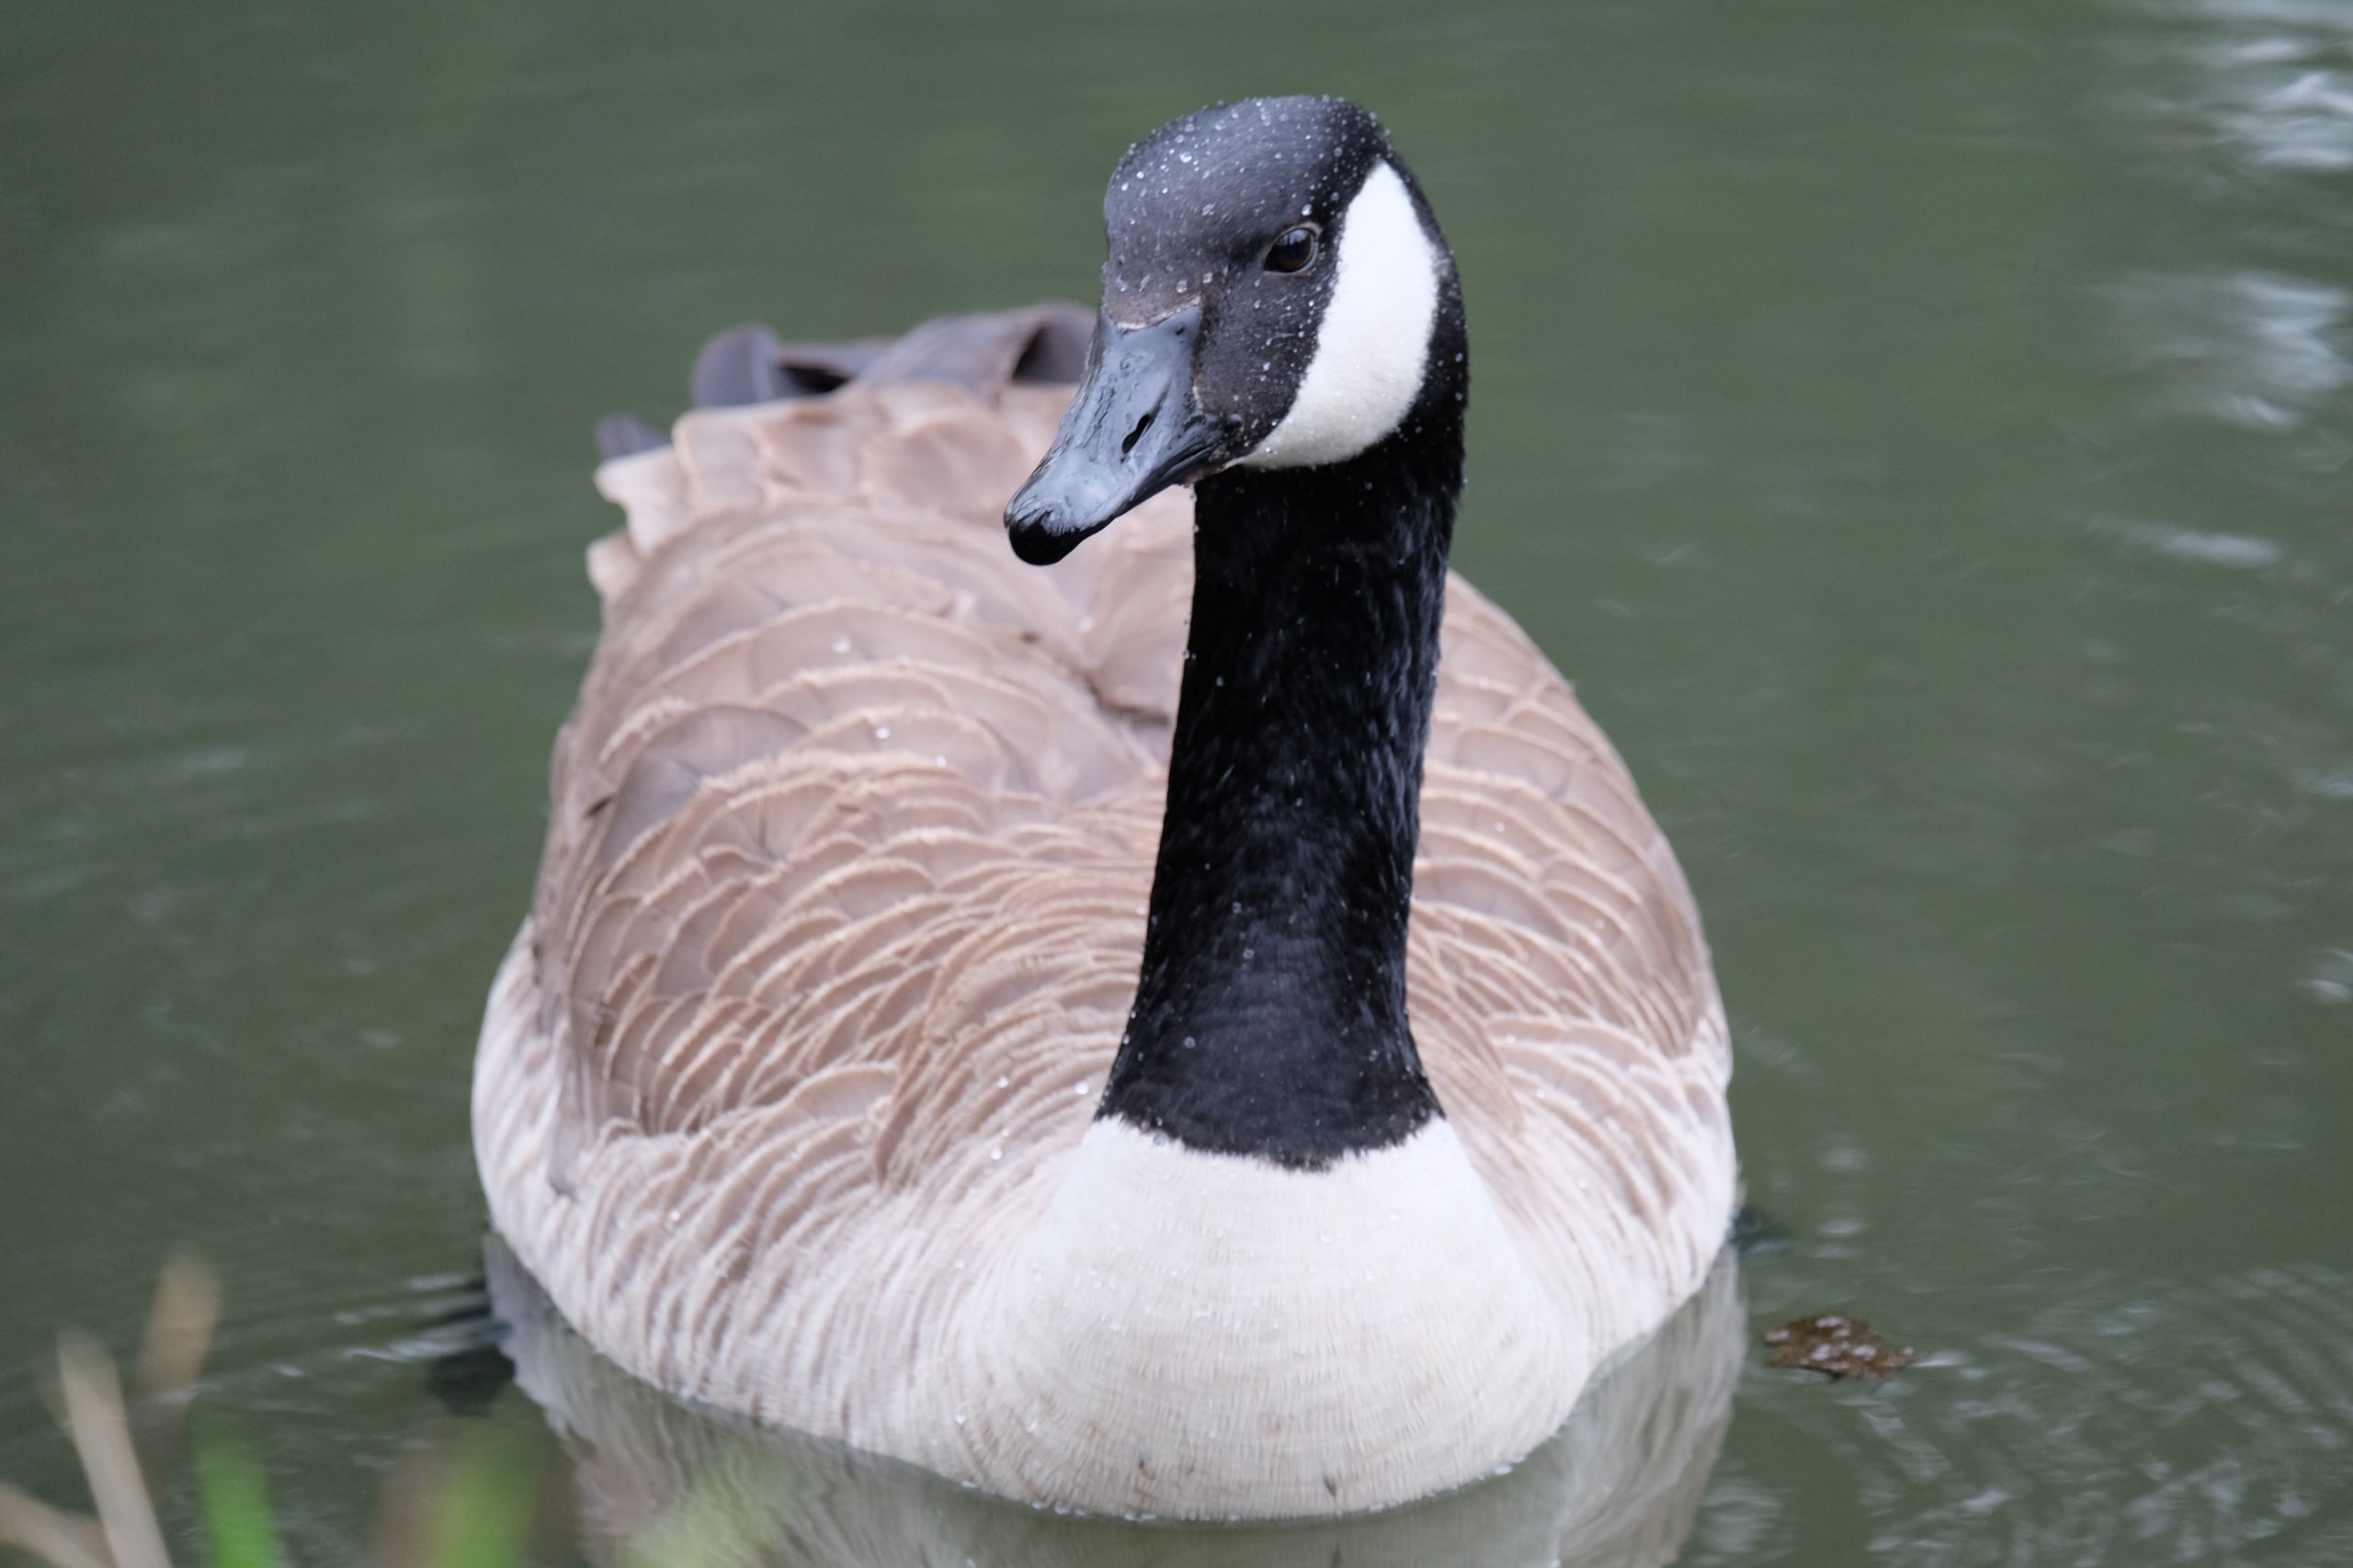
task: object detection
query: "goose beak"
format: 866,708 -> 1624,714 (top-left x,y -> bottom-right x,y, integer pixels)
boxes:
1005,307 -> 1227,565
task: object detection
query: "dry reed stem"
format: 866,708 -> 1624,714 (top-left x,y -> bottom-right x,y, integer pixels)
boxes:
363,1441 -> 448,1568
131,1255 -> 221,1482
57,1331 -> 171,1568
0,1482 -> 114,1568
0,1256 -> 222,1568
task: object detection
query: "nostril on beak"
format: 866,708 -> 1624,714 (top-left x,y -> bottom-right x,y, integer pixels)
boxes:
1121,410 -> 1155,456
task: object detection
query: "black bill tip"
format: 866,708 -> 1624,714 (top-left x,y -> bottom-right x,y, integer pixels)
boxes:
1004,498 -> 1098,565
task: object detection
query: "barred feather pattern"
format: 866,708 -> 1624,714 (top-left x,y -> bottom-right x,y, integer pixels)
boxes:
473,313 -> 1735,1517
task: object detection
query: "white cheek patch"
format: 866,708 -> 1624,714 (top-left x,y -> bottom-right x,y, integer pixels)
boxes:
1237,161 -> 1442,470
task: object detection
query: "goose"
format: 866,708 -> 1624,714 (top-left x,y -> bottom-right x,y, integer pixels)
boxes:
473,94 -> 1737,1520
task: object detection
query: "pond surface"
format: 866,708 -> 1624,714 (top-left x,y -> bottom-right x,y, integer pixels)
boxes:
4,1 -> 2350,1562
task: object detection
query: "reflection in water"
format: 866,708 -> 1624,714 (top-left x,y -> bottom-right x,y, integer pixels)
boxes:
2304,949 -> 2353,1001
2108,268 -> 2349,430
487,1242 -> 1744,1567
2088,512 -> 2287,569
2127,0 -> 2353,171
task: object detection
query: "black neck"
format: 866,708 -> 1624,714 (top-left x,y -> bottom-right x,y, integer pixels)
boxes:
1098,388 -> 1466,1168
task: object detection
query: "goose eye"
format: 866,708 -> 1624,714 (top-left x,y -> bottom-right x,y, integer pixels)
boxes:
1263,224 -> 1321,275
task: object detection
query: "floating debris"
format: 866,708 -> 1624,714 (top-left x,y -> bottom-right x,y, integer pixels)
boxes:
1763,1313 -> 1915,1380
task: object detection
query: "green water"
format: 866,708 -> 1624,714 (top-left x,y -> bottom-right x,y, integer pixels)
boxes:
4,0 -> 2349,1562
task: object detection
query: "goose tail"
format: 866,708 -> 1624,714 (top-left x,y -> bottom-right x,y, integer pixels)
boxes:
582,303 -> 1092,606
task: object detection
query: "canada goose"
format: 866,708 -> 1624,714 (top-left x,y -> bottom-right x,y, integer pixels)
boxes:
474,95 -> 1736,1520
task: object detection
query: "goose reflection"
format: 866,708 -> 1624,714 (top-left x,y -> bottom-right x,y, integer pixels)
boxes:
486,1242 -> 1744,1568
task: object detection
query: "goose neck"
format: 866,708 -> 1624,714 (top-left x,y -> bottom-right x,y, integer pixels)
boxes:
1099,415 -> 1465,1167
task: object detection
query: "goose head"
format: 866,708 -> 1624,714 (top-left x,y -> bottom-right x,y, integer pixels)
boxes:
1006,95 -> 1465,564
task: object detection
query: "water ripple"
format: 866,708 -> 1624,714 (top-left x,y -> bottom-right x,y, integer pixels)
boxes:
1810,1267 -> 2353,1564
2107,268 -> 2349,430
